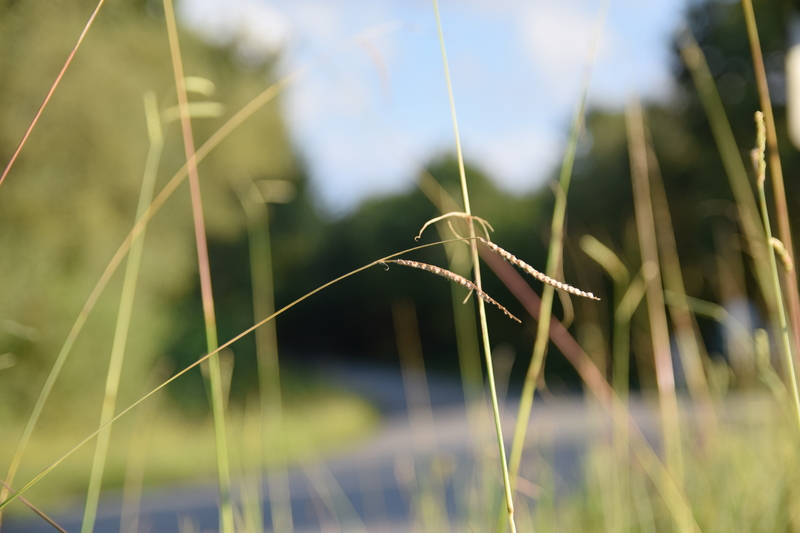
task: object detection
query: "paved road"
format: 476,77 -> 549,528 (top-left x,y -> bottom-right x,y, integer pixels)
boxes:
4,364 -> 768,532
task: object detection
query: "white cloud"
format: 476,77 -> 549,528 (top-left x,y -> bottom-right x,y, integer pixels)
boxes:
178,0 -> 290,62
467,129 -> 563,193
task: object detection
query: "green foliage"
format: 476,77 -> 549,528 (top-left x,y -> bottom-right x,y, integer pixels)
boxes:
0,1 -> 294,423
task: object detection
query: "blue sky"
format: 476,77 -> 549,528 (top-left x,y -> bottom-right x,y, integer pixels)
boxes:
179,0 -> 688,214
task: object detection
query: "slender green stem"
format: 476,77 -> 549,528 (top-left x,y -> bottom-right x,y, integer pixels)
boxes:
506,8 -> 606,509
431,2 -> 516,530
508,89 -> 586,487
742,0 -> 800,358
80,94 -> 164,533
163,2 -> 233,530
239,187 -> 294,533
0,238 -> 465,510
754,111 -> 800,429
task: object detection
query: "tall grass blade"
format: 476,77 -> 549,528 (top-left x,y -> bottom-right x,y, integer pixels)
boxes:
239,185 -> 294,533
625,100 -> 683,481
431,1 -> 517,529
643,123 -> 717,431
80,93 -> 164,533
742,0 -> 800,357
163,1 -> 233,530
506,3 -> 607,509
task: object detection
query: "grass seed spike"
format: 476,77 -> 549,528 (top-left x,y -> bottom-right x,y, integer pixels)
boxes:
385,259 -> 521,324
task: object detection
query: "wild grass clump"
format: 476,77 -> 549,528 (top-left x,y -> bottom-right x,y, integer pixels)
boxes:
5,2 -> 800,533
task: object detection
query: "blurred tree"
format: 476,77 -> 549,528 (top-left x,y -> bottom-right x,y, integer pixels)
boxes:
0,0 -> 296,423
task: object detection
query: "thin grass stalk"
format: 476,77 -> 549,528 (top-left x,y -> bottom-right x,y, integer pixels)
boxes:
239,188 -> 294,533
679,31 -> 774,307
0,238 -> 466,509
506,49 -> 593,496
417,172 -> 499,527
392,301 -> 450,531
304,466 -> 367,533
0,480 -> 67,533
579,236 -> 640,533
0,0 -> 107,188
504,7 -> 610,505
753,111 -> 800,430
742,0 -> 800,358
431,2 -> 516,529
580,235 -> 630,531
80,93 -> 164,533
119,396 -> 154,533
644,125 -> 717,432
417,172 -> 483,406
162,2 -> 233,531
626,100 -> 684,481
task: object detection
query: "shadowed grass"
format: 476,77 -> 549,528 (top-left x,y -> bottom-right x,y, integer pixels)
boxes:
741,0 -> 800,358
679,31 -> 773,308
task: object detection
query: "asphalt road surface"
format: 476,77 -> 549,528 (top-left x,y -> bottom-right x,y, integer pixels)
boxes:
4,363 -> 766,532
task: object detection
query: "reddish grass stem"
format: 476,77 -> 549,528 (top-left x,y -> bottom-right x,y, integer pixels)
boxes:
0,0 -> 107,188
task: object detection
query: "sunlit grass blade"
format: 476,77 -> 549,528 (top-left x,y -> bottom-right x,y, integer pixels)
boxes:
80,92 -> 164,533
392,300 -> 451,531
238,183 -> 294,533
625,99 -> 683,482
431,1 -> 516,529
643,122 -> 717,431
162,1 -> 233,530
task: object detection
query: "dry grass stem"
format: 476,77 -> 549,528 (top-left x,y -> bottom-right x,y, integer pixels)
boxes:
0,0 -> 107,188
0,480 -> 67,533
385,259 -> 521,324
415,212 -> 494,241
476,237 -> 599,301
770,237 -> 794,272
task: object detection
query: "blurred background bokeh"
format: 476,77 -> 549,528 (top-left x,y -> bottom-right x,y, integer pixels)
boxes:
4,0 -> 800,531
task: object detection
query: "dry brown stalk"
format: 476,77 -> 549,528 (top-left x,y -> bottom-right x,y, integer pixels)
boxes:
385,259 -> 521,323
